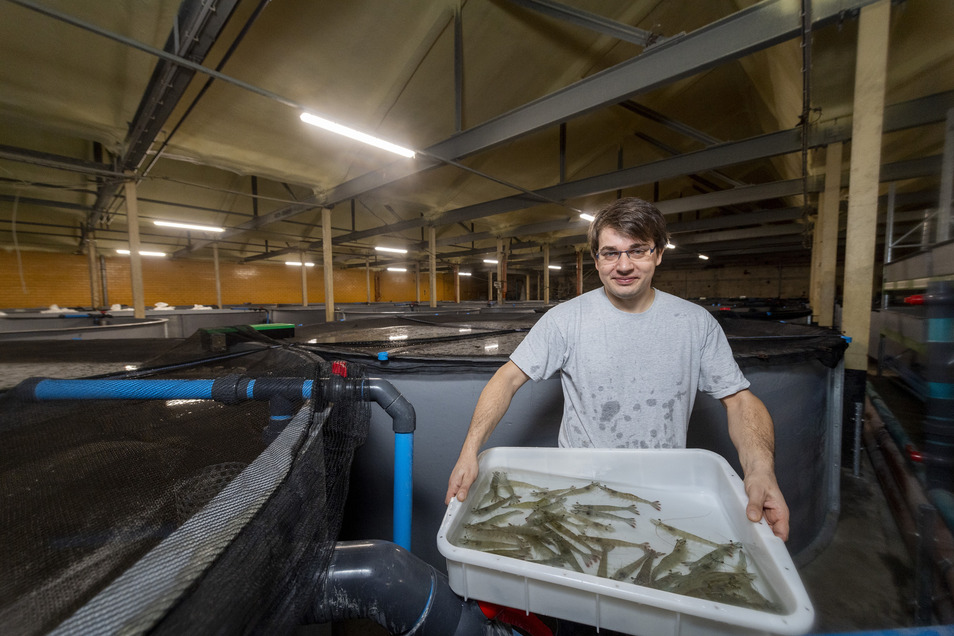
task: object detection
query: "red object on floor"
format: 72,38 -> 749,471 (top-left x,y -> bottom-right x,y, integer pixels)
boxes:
906,443 -> 924,463
478,601 -> 553,636
904,294 -> 924,305
331,361 -> 348,377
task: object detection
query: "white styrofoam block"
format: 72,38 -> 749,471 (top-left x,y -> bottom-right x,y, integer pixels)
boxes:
437,447 -> 814,636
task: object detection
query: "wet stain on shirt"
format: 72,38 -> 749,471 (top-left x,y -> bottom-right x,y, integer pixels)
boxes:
600,401 -> 620,422
662,398 -> 675,422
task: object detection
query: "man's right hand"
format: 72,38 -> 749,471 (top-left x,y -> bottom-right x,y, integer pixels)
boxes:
445,454 -> 479,505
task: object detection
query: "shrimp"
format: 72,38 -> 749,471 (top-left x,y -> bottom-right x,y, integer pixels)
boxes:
650,518 -> 723,548
597,483 -> 661,510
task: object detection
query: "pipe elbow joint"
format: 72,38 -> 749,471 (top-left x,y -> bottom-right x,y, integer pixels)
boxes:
310,540 -> 486,635
366,379 -> 416,433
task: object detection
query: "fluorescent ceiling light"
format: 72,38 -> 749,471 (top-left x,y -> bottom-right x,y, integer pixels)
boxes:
387,267 -> 407,272
666,242 -> 676,249
285,261 -> 315,267
116,249 -> 166,257
579,213 -> 595,222
389,334 -> 408,341
300,112 -> 416,158
154,220 -> 224,232
458,271 -> 472,276
548,265 -> 562,270
483,259 -> 498,264
698,254 -> 710,260
375,246 -> 408,254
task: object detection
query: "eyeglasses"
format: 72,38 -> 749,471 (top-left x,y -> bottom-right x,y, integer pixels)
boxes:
597,246 -> 656,263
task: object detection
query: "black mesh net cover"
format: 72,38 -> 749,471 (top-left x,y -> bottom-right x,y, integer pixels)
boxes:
0,327 -> 371,635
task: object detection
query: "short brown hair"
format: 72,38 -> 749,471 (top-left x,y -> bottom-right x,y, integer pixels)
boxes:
587,197 -> 670,260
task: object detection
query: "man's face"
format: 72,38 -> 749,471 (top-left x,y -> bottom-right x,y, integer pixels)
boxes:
593,226 -> 663,312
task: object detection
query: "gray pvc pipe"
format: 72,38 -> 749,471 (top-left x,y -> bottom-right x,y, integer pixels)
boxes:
364,378 -> 416,433
309,540 -> 489,635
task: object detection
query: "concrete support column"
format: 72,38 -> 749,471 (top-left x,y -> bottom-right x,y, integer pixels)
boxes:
415,262 -> 421,303
365,257 -> 371,304
811,142 -> 842,327
322,207 -> 334,321
496,238 -> 504,305
487,271 -> 493,302
453,264 -> 460,303
543,244 -> 551,305
576,250 -> 583,296
842,0 -> 890,373
299,250 -> 309,307
525,274 -> 530,301
939,108 -> 954,243
86,235 -> 102,309
212,242 -> 223,309
122,175 -> 145,318
429,226 -> 438,308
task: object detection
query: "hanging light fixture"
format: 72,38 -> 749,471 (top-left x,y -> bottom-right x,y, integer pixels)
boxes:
300,112 -> 416,158
116,249 -> 166,257
154,220 -> 224,232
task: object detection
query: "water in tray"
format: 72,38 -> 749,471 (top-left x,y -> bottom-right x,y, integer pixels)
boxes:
448,468 -> 783,613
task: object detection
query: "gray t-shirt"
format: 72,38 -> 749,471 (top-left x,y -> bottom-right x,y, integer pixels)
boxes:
510,288 -> 748,449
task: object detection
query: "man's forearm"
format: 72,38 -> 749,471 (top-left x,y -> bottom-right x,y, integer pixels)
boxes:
724,389 -> 776,477
459,361 -> 528,457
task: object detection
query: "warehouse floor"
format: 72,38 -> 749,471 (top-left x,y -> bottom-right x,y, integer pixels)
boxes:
0,341 -> 939,634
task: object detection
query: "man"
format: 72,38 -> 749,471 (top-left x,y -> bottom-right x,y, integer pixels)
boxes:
444,197 -> 790,541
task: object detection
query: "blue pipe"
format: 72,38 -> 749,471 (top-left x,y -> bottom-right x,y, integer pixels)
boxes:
393,433 -> 414,551
18,373 -> 417,551
28,378 -> 217,401
322,377 -> 416,550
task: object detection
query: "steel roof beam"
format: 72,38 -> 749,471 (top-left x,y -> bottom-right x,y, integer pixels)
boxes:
220,0 -> 882,261
319,0 -> 879,208
87,0 -> 242,227
504,0 -> 665,47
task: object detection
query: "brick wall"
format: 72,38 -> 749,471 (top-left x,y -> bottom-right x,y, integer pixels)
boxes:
0,249 -> 808,310
0,250 -> 487,309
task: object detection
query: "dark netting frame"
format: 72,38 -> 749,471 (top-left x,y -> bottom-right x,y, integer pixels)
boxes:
0,327 -> 370,635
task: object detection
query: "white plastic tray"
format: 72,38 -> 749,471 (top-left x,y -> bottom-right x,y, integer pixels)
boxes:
437,447 -> 814,636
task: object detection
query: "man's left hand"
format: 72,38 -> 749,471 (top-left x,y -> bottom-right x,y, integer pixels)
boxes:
743,472 -> 790,542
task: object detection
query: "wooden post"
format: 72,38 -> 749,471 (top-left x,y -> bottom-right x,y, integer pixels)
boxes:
122,175 -> 145,318
810,142 -> 842,327
213,242 -> 223,309
543,244 -> 551,305
322,208 -> 334,321
842,0 -> 890,372
429,226 -> 438,308
300,250 -> 309,307
86,235 -> 102,309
